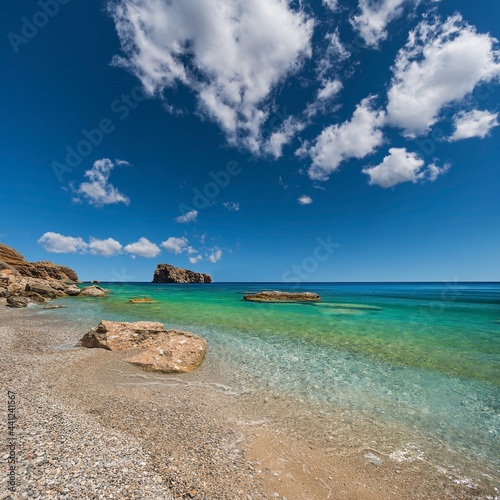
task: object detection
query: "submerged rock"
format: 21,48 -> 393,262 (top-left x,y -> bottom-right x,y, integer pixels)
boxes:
127,298 -> 158,304
152,263 -> 212,284
43,304 -> 68,309
243,291 -> 321,302
78,320 -> 207,373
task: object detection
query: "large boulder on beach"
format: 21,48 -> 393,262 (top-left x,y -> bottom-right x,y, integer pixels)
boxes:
152,263 -> 212,284
124,331 -> 207,373
78,321 -> 166,350
25,279 -> 57,299
6,296 -> 29,308
243,291 -> 321,302
77,320 -> 207,373
78,285 -> 106,297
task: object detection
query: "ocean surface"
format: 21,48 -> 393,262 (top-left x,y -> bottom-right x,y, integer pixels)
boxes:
41,282 -> 500,487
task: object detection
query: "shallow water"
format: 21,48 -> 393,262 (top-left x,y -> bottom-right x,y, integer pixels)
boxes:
38,282 -> 500,485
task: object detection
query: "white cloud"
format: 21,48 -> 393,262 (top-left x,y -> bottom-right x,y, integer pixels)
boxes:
323,0 -> 338,11
208,248 -> 222,263
109,0 -> 313,151
38,232 -> 88,254
302,97 -> 385,181
362,147 -> 450,188
298,195 -> 313,205
449,109 -> 499,141
161,236 -> 189,254
427,162 -> 451,182
189,255 -> 203,264
88,237 -> 122,257
223,202 -> 240,211
386,14 -> 500,137
72,158 -> 130,207
317,79 -> 343,100
124,237 -> 161,258
351,0 -> 410,48
265,116 -> 307,159
176,210 -> 198,224
316,31 -> 350,78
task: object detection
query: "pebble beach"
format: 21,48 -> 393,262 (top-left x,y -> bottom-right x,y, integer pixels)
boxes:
1,301 -> 497,499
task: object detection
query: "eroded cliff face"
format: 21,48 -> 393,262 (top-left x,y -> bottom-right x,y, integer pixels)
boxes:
0,243 -> 80,282
152,264 -> 212,284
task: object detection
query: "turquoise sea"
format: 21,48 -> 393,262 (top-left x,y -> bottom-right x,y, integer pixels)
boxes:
43,282 -> 500,487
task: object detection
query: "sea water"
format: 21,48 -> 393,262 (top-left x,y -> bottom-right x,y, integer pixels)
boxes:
40,282 -> 500,486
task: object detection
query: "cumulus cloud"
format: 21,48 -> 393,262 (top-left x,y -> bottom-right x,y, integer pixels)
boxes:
298,195 -> 313,205
124,237 -> 160,258
386,14 -> 500,137
175,210 -> 198,224
88,237 -> 122,256
72,158 -> 130,207
223,202 -> 240,211
265,116 -> 307,159
301,97 -> 385,181
317,79 -> 343,101
449,109 -> 499,141
109,0 -> 313,151
362,147 -> 450,188
316,31 -> 350,78
208,248 -> 222,263
161,236 -> 189,254
351,0 -> 410,48
38,232 -> 88,254
189,255 -> 203,264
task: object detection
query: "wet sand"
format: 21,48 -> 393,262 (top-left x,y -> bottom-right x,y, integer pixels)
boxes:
0,304 -> 495,499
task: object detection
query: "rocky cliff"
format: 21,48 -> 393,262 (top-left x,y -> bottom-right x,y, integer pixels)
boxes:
152,264 -> 212,284
0,243 -> 80,282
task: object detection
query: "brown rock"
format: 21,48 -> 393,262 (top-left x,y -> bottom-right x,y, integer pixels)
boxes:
127,298 -> 158,303
65,285 -> 81,296
77,320 -> 207,373
0,244 -> 80,282
6,296 -> 29,308
152,264 -> 212,284
25,279 -> 57,299
124,332 -> 207,373
77,320 -> 165,350
23,292 -> 46,304
243,291 -> 321,302
78,285 -> 106,297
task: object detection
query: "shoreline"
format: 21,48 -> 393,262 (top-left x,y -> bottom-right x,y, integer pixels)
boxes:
1,304 -> 497,499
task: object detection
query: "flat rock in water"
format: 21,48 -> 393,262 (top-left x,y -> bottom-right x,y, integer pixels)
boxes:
43,304 -> 68,309
127,298 -> 158,303
78,320 -> 207,373
243,291 -> 321,302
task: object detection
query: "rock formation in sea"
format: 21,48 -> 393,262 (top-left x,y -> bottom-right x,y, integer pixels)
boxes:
78,320 -> 207,373
152,263 -> 212,284
243,291 -> 321,302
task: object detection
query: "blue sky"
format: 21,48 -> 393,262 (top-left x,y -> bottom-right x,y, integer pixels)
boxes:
1,0 -> 499,282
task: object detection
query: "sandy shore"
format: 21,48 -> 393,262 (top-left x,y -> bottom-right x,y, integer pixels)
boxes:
0,304 -> 495,499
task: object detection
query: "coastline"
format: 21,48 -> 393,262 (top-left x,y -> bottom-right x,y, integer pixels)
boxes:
1,303 -> 497,499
